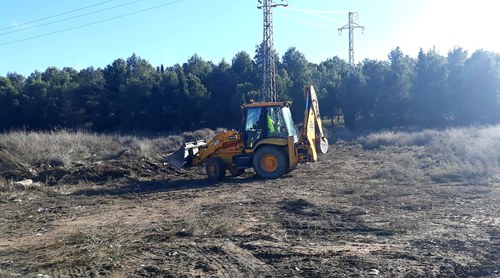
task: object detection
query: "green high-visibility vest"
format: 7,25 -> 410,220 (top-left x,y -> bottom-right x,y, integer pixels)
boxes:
267,115 -> 275,133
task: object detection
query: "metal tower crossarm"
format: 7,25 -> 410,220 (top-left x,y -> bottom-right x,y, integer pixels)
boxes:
338,12 -> 364,66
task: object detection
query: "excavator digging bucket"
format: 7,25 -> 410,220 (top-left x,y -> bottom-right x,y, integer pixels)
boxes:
165,140 -> 207,169
317,136 -> 329,154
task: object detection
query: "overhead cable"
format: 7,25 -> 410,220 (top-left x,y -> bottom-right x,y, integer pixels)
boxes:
0,0 -> 185,46
275,12 -> 334,29
283,7 -> 348,15
297,11 -> 345,25
0,0 -> 117,31
1,0 -> 148,36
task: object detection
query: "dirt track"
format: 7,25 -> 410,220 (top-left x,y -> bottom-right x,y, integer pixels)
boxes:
1,142 -> 499,277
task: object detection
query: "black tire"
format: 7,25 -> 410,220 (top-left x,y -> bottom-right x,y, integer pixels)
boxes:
253,146 -> 288,179
228,165 -> 245,177
205,157 -> 227,180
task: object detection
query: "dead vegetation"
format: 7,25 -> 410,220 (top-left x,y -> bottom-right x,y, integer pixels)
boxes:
0,128 -> 221,181
358,124 -> 500,183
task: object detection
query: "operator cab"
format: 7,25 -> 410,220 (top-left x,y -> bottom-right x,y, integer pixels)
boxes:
242,102 -> 298,148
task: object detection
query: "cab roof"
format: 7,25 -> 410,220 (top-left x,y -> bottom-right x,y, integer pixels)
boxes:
242,101 -> 292,108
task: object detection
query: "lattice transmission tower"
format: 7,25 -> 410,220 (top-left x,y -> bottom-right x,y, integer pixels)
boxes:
338,12 -> 364,66
258,0 -> 287,102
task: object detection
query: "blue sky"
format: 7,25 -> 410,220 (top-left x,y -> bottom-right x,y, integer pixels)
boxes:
1,0 -> 498,76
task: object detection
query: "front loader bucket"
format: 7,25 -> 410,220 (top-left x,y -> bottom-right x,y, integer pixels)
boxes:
165,141 -> 207,169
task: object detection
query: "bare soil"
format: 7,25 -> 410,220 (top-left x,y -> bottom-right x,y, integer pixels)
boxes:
1,142 -> 499,277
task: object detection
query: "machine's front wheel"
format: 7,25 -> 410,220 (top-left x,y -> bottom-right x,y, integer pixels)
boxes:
253,146 -> 288,179
205,157 -> 227,180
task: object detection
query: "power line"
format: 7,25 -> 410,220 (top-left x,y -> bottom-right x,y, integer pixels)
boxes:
280,6 -> 346,27
0,0 -> 117,31
0,0 -> 185,46
281,9 -> 345,25
305,13 -> 345,25
1,0 -> 148,36
283,7 -> 347,15
275,12 -> 334,29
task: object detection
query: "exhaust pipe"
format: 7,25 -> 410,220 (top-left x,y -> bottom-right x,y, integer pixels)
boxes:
165,140 -> 207,169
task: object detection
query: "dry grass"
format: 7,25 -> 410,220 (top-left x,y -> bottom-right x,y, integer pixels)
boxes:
357,129 -> 435,149
359,125 -> 500,182
0,128 -> 222,179
427,125 -> 500,182
132,128 -> 222,158
3,125 -> 498,183
0,130 -> 123,166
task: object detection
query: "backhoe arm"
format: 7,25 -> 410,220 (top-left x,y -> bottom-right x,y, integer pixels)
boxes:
298,85 -> 329,162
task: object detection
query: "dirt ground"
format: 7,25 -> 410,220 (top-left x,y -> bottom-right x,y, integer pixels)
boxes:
1,142 -> 499,277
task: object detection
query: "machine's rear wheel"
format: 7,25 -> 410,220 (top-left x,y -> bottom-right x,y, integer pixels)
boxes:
253,146 -> 288,179
205,157 -> 227,180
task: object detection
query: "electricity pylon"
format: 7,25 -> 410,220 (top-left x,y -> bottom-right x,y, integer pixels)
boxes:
258,0 -> 287,102
338,12 -> 364,66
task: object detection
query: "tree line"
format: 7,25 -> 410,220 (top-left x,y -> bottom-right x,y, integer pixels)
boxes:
0,46 -> 499,133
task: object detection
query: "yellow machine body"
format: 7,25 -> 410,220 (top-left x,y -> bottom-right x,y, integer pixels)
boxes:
166,85 -> 328,180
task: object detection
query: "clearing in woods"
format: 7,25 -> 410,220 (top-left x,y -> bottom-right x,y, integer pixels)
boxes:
0,134 -> 499,277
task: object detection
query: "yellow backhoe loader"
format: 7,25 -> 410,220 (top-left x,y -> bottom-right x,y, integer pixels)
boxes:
166,85 -> 329,180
